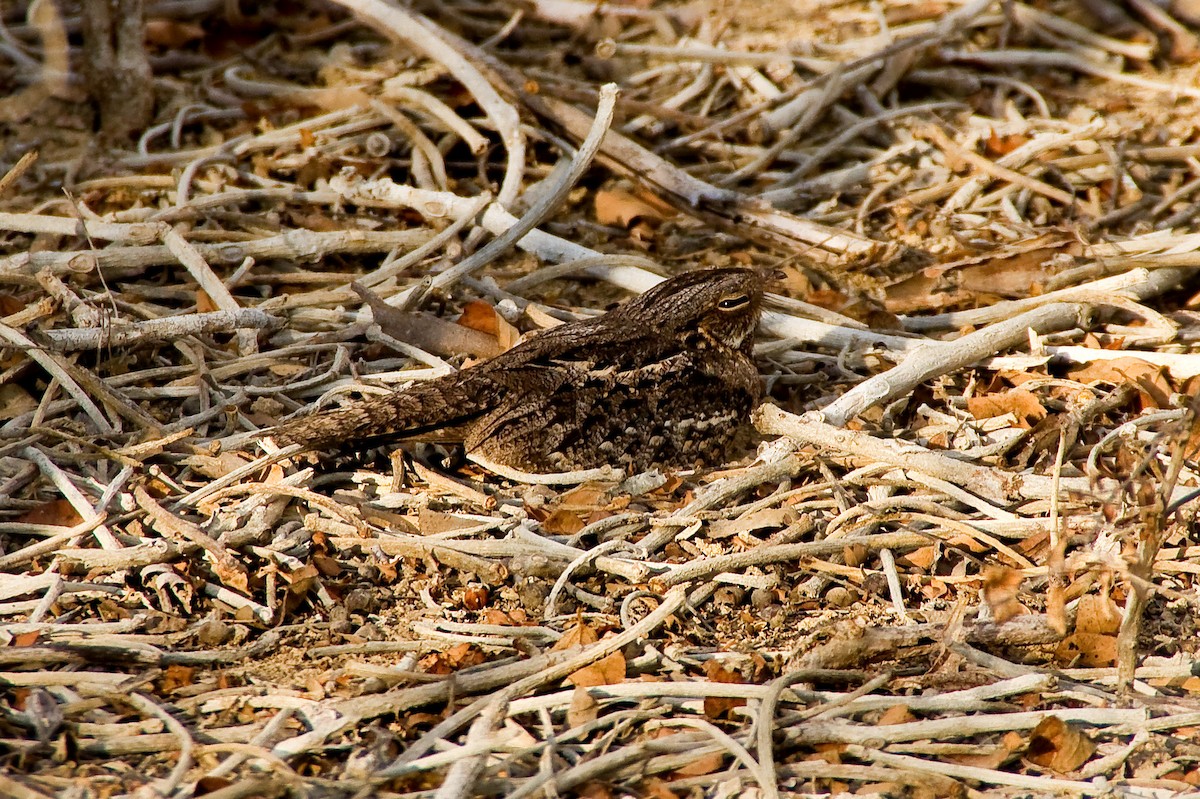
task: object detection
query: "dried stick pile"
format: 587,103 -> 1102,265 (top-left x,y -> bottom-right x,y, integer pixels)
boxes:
1,0 -> 1199,796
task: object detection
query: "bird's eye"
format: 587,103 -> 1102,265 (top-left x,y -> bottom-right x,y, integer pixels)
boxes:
717,294 -> 750,311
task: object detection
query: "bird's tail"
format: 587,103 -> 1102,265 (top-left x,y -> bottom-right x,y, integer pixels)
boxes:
268,375 -> 482,452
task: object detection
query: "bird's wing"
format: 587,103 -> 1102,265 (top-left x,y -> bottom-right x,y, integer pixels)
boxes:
269,317 -> 673,453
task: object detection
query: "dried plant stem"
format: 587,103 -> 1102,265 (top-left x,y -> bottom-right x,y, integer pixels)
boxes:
1,228 -> 435,276
377,586 -> 688,773
0,324 -> 114,433
753,405 -> 1112,505
819,302 -> 1090,427
329,0 -> 526,207
430,83 -> 619,292
38,309 -> 283,352
846,744 -> 1105,795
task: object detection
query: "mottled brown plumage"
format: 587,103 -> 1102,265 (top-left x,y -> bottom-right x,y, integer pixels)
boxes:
270,267 -> 769,472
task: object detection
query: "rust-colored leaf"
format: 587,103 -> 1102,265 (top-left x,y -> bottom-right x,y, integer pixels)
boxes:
12,631 -> 40,647
641,777 -> 680,799
145,18 -> 205,47
594,188 -> 674,230
0,293 -> 24,315
577,781 -> 614,799
1054,632 -> 1118,667
1075,594 -> 1120,635
901,545 -> 936,570
559,483 -> 610,510
158,664 -> 196,694
554,620 -> 599,651
885,236 -> 1078,314
283,564 -> 319,594
483,609 -> 515,625
702,660 -> 746,719
1047,581 -> 1067,636
981,565 -> 1025,623
312,553 -> 341,577
212,558 -> 250,595
984,130 -> 1029,156
967,389 -> 1046,429
195,776 -> 235,795
462,585 -> 490,611
843,543 -> 869,568
16,499 -> 82,527
418,508 -> 481,536
1027,715 -> 1097,772
0,384 -> 38,421
567,649 -> 626,688
809,742 -> 847,764
196,289 -> 218,314
707,508 -> 793,539
457,300 -> 521,351
268,363 -> 310,378
183,452 -> 257,480
920,578 -> 949,600
355,282 -> 503,358
1067,357 -> 1173,410
671,748 -> 725,777
443,642 -> 485,669
541,508 -> 585,535
878,705 -> 915,725
948,731 -> 1020,769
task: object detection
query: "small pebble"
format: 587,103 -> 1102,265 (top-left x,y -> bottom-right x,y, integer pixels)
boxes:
826,587 -> 854,608
195,619 -> 230,647
517,578 -> 548,611
344,588 -> 377,615
714,586 -> 745,606
355,622 -> 382,640
750,588 -> 775,609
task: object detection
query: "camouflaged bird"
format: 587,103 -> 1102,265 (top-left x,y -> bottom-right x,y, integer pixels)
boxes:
270,267 -> 769,472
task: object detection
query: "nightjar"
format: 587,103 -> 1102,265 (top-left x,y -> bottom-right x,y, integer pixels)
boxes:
270,267 -> 770,472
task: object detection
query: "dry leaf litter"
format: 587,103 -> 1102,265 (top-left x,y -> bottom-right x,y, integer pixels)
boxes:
1,0 -> 1199,797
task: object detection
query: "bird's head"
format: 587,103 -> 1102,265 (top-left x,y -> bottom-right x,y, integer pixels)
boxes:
622,267 -> 770,352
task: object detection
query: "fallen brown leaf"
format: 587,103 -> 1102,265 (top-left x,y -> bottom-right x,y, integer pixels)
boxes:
16,498 -> 82,527
981,564 -> 1026,623
1075,594 -> 1120,635
1054,631 -> 1118,668
1067,357 -> 1174,410
457,299 -> 521,351
1027,715 -> 1097,772
878,704 -> 916,725
594,187 -> 674,228
554,620 -> 600,651
541,508 -> 586,535
567,686 -> 599,727
671,747 -> 725,777
967,389 -> 1046,429
567,649 -> 626,687
145,18 -> 205,48
702,660 -> 746,720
